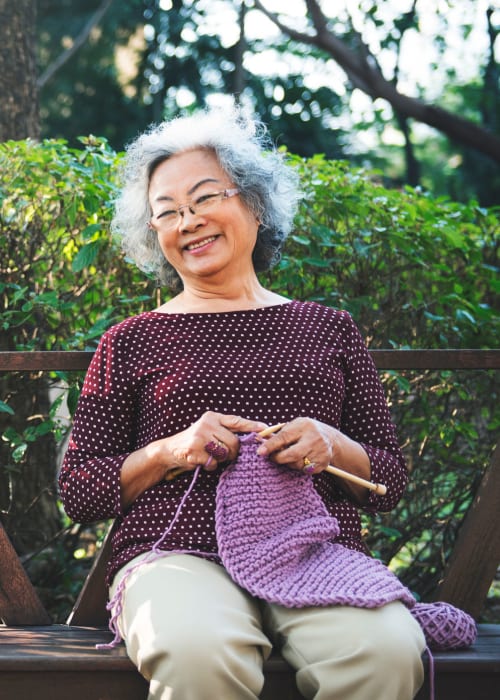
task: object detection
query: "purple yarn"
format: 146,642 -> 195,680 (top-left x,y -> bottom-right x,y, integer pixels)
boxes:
215,434 -> 477,652
411,602 -> 477,650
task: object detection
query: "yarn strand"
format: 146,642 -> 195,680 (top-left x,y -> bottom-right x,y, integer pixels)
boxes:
96,465 -> 203,649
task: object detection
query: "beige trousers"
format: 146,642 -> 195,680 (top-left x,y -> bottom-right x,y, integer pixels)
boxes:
110,553 -> 425,700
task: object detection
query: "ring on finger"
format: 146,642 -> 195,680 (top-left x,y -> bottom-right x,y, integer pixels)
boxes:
302,457 -> 316,475
205,439 -> 229,461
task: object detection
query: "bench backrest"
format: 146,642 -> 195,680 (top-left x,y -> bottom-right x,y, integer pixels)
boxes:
1,349 -> 499,628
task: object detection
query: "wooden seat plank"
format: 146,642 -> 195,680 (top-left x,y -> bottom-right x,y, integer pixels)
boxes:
0,624 -> 497,672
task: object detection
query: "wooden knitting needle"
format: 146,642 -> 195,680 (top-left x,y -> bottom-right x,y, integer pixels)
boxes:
258,423 -> 387,496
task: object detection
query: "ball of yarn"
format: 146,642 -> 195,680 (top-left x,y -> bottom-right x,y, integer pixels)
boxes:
410,601 -> 477,650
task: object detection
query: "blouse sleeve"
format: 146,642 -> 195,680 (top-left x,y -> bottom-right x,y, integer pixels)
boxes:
58,328 -> 136,523
340,313 -> 408,513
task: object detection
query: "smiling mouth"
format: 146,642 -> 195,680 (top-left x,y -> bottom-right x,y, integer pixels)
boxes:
185,236 -> 218,251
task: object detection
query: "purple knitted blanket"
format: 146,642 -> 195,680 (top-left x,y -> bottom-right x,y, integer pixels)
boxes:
215,434 -> 476,651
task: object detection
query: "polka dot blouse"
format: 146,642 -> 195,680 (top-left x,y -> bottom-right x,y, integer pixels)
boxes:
59,301 -> 408,585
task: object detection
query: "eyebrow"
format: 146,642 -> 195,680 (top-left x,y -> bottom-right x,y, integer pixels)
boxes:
153,177 -> 221,203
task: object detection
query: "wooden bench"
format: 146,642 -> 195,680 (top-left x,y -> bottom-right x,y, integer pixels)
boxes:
1,349 -> 499,700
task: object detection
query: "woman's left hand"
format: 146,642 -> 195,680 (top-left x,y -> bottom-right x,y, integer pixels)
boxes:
256,417 -> 372,503
256,417 -> 337,475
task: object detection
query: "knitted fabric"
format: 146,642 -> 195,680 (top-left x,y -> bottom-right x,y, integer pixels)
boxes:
216,434 -> 415,609
215,434 -> 476,651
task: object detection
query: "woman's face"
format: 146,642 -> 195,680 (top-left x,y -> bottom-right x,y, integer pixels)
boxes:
148,148 -> 260,286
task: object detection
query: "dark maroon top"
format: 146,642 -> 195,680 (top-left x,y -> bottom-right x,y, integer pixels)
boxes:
59,301 -> 408,584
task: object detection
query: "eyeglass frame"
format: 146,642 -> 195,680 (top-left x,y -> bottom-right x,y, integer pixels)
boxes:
148,188 -> 240,232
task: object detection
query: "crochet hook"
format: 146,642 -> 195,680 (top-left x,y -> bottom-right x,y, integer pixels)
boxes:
258,423 -> 387,496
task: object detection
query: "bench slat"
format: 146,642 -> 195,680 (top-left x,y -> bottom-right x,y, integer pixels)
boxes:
1,349 -> 499,371
66,525 -> 115,627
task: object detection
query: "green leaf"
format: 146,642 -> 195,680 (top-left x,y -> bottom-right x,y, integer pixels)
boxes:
0,400 -> 15,416
67,385 -> 81,416
81,223 -> 104,240
290,234 -> 310,245
12,443 -> 28,462
2,427 -> 23,445
72,240 -> 102,272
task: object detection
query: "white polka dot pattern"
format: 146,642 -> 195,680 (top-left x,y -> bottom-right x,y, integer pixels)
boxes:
59,301 -> 408,583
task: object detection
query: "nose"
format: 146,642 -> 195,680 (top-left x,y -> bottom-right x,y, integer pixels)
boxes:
179,205 -> 202,232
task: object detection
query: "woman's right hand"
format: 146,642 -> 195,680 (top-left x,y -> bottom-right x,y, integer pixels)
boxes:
159,411 -> 268,477
119,411 -> 267,508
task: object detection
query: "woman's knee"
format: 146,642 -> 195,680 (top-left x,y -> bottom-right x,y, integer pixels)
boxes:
128,622 -> 265,699
274,602 -> 425,699
343,604 -> 425,699
117,555 -> 270,697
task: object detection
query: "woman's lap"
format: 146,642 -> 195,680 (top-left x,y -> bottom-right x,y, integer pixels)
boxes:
110,553 -> 425,700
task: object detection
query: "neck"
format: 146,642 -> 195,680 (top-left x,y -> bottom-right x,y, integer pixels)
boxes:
182,280 -> 270,311
163,274 -> 289,314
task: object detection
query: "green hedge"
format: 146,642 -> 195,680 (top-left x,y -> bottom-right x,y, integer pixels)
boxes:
1,139 -> 498,619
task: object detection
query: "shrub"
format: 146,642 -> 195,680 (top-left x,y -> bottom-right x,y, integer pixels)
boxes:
1,142 -> 498,619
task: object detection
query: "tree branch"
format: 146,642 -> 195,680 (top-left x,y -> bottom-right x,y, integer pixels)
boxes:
37,0 -> 114,90
254,0 -> 500,163
253,0 -> 317,45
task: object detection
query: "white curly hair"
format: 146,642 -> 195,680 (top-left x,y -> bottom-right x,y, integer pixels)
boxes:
111,103 -> 301,291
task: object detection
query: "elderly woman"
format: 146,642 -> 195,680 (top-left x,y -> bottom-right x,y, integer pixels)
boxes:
59,105 -> 425,700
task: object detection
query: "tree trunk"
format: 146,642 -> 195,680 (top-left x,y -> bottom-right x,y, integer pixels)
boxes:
0,0 -> 39,140
0,1 -> 62,560
232,1 -> 247,97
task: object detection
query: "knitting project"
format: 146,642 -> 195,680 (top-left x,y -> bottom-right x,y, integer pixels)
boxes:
215,434 -> 477,651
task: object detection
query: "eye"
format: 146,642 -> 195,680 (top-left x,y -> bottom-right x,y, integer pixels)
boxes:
157,208 -> 177,221
195,192 -> 218,207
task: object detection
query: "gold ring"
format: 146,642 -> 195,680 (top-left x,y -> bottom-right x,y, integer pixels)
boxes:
302,457 -> 316,474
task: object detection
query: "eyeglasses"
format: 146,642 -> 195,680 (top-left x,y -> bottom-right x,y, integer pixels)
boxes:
150,188 -> 240,232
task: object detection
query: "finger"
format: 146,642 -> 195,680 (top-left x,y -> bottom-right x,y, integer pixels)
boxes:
256,426 -> 299,457
265,444 -> 303,466
218,414 -> 268,434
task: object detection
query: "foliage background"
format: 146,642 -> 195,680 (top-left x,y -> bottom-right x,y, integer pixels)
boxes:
0,138 -> 498,621
35,0 -> 500,206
